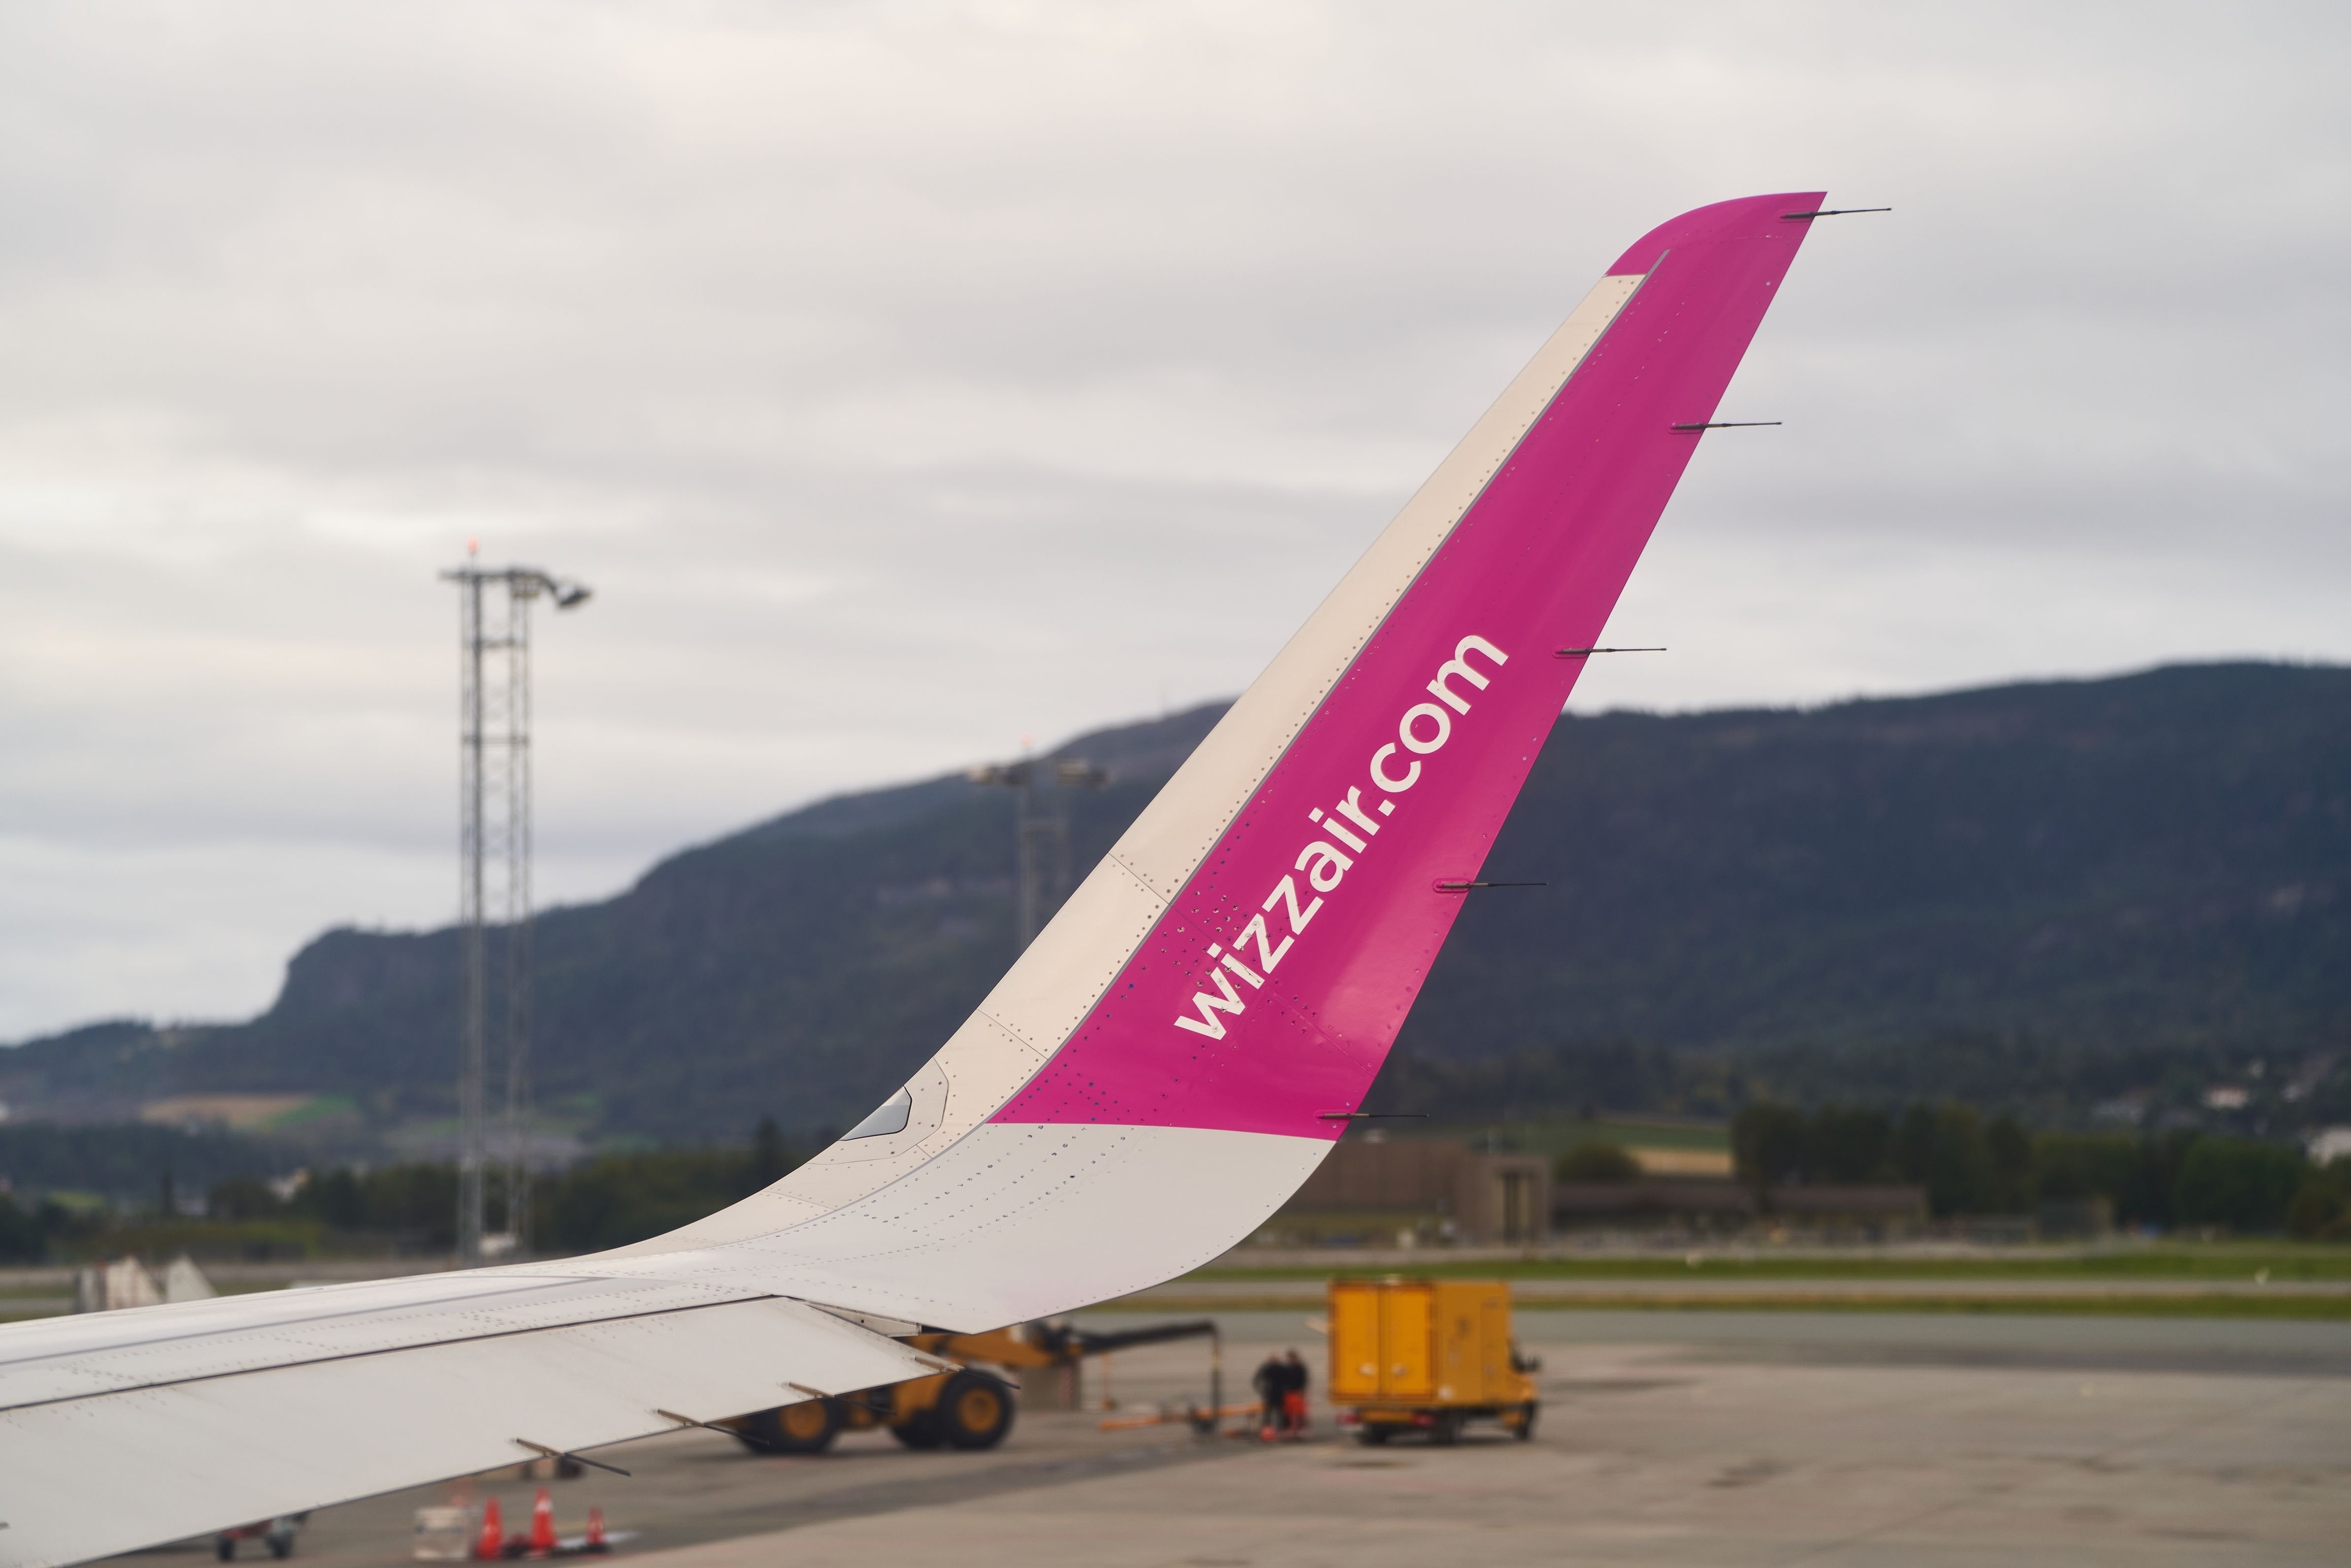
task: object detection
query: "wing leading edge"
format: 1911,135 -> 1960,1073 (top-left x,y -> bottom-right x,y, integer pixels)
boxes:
0,192 -> 1824,1568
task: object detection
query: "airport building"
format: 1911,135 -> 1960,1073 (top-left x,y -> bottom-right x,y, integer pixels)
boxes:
1267,1138 -> 1551,1246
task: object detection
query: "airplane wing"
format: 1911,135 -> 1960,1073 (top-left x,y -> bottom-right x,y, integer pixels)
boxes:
0,191 -> 1825,1568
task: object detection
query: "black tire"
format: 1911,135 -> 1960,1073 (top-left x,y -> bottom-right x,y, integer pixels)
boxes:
1357,1425 -> 1391,1446
215,1539 -> 236,1563
736,1397 -> 844,1454
933,1371 -> 1017,1450
267,1534 -> 293,1560
1512,1400 -> 1539,1441
889,1414 -> 944,1449
1429,1411 -> 1462,1446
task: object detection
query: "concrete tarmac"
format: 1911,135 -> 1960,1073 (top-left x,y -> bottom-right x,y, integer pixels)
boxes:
125,1310 -> 2351,1568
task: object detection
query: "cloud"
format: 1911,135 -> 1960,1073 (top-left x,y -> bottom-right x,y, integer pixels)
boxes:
1,0 -> 2346,1036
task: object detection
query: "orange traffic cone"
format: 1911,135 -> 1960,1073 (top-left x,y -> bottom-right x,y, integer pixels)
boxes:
473,1498 -> 504,1561
583,1507 -> 608,1554
528,1489 -> 556,1557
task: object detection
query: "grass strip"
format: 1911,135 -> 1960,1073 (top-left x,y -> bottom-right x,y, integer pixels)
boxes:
1101,1292 -> 2351,1320
1191,1247 -> 2351,1284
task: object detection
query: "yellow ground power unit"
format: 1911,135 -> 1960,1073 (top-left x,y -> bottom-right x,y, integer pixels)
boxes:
1328,1278 -> 1540,1444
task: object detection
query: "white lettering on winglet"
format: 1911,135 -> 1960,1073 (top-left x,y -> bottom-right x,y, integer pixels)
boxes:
1171,633 -> 1509,1039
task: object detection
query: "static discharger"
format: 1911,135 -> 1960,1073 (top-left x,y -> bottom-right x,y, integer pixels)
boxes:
1555,646 -> 1665,657
513,1439 -> 629,1477
1317,1112 -> 1430,1122
783,1380 -> 905,1418
655,1409 -> 732,1435
1433,880 -> 1547,891
1782,206 -> 1892,218
663,1408 -> 793,1454
1671,421 -> 1780,431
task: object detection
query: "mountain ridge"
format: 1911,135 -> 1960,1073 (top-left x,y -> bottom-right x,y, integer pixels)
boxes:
3,662 -> 2344,1145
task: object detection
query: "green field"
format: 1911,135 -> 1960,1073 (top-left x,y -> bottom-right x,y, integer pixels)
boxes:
1194,1244 -> 2351,1284
1108,1290 -> 2351,1321
1125,1243 -> 2351,1321
264,1093 -> 360,1131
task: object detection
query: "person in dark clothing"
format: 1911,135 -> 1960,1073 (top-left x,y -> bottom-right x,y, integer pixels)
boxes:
1280,1348 -> 1310,1436
1252,1352 -> 1289,1437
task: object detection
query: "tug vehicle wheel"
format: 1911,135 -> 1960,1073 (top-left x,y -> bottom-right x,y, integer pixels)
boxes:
736,1397 -> 843,1454
934,1372 -> 1016,1449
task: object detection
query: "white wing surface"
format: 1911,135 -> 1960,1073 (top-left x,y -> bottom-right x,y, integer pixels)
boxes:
0,192 -> 1826,1567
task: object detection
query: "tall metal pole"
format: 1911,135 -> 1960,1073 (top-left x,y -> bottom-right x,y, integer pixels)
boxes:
1014,769 -> 1045,949
443,558 -> 588,1266
500,593 -> 534,1256
970,756 -> 1108,951
454,569 -> 488,1265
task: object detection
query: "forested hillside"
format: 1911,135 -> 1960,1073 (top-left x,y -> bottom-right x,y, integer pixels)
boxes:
3,663 -> 2345,1146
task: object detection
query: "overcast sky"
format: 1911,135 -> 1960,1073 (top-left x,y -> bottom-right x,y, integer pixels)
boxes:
2,1 -> 2346,1042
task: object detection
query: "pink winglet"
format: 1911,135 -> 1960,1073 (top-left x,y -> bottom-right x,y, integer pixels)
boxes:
995,192 -> 1825,1139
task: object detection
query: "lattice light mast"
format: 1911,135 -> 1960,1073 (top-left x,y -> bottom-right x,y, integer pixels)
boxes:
443,551 -> 591,1266
968,755 -> 1109,949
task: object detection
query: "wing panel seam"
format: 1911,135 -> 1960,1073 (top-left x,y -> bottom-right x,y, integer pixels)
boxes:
0,1293 -> 791,1417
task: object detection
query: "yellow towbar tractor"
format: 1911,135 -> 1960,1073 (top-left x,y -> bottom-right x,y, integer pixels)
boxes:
727,1316 -> 1219,1453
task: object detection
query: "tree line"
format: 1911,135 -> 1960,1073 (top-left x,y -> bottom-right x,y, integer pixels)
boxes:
0,1119 -> 805,1263
1721,1101 -> 2346,1236
8,1103 -> 2349,1261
